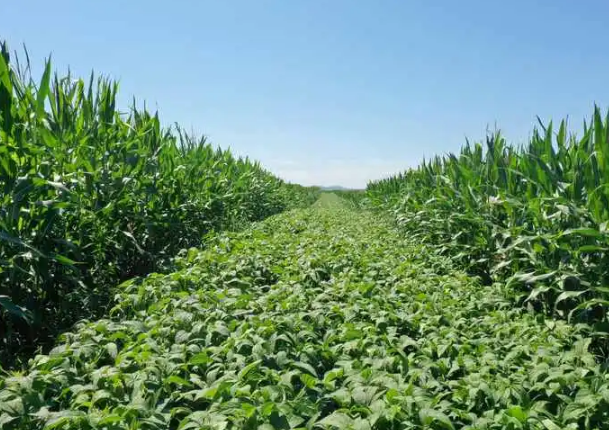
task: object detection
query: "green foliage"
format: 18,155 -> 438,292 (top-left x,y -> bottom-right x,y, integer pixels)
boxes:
1,200 -> 607,429
0,41 -> 318,367
330,190 -> 370,209
367,109 -> 609,351
3,36 -> 608,430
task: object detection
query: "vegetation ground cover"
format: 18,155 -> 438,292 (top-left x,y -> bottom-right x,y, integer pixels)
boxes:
1,194 -> 607,429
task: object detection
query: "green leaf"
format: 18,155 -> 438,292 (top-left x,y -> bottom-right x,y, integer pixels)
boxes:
238,359 -> 262,380
577,245 -> 607,253
91,390 -> 112,406
105,342 -> 118,359
189,351 -> 211,366
52,254 -> 78,265
418,408 -> 455,430
352,418 -> 372,430
554,290 -> 588,306
194,386 -> 218,400
292,361 -> 318,377
43,410 -> 86,429
97,415 -> 124,426
562,227 -> 602,238
541,419 -> 562,430
36,58 -> 51,118
269,411 -> 290,430
166,375 -> 193,387
316,411 -> 353,428
512,271 -> 557,285
329,388 -> 351,405
352,386 -> 379,406
47,180 -> 71,193
0,47 -> 12,93
300,373 -> 318,389
0,295 -> 32,323
506,405 -> 527,423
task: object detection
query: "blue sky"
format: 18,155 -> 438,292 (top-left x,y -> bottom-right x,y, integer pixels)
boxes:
2,1 -> 608,188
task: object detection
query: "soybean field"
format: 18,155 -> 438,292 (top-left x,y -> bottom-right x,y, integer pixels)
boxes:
1,194 -> 608,429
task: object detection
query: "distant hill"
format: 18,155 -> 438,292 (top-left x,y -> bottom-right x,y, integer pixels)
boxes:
319,185 -> 351,191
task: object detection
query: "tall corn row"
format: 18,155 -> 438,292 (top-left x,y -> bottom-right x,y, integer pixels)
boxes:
0,42 -> 319,367
368,107 -> 609,352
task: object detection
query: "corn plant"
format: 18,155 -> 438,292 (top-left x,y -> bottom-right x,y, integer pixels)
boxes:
367,109 -> 609,353
0,41 -> 319,367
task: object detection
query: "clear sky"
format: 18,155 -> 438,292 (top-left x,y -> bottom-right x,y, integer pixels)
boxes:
2,1 -> 608,188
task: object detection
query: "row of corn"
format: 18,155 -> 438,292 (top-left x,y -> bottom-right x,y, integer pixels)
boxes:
0,42 -> 319,367
366,108 -> 609,355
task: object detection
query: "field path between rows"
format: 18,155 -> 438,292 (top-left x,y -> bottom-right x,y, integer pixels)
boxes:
1,194 -> 607,429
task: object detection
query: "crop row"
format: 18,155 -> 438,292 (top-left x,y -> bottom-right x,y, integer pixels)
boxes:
0,42 -> 318,367
366,109 -> 609,355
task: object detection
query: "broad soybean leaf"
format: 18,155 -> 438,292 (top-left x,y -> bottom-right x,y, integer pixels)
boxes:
301,373 -> 318,389
189,351 -> 211,366
292,360 -> 318,378
352,386 -> 379,406
329,388 -> 351,406
505,405 -> 527,423
352,418 -> 372,430
43,410 -> 87,429
166,375 -> 193,388
0,397 -> 24,415
541,419 -> 562,430
194,386 -> 218,401
91,390 -> 113,407
179,411 -> 228,430
316,411 -> 354,428
418,408 -> 455,430
238,359 -> 262,380
323,368 -> 344,385
562,401 -> 590,421
269,411 -> 291,430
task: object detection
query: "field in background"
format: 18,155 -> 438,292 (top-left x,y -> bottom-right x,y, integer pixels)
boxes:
0,42 -> 318,367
